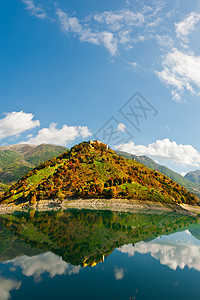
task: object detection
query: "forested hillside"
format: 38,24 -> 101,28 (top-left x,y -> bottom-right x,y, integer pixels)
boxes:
1,141 -> 198,206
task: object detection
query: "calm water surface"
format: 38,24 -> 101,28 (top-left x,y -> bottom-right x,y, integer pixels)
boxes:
0,209 -> 200,299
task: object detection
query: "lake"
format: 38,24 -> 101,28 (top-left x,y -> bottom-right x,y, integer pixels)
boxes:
0,208 -> 200,299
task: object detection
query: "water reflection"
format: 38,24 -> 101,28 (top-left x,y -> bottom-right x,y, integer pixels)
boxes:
0,276 -> 21,300
114,266 -> 125,280
0,209 -> 198,266
118,230 -> 200,271
6,252 -> 81,282
0,209 -> 200,299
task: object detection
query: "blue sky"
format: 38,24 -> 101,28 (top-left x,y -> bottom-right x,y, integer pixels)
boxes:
1,0 -> 200,174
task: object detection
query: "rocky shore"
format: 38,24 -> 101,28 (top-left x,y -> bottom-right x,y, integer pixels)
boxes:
0,198 -> 199,215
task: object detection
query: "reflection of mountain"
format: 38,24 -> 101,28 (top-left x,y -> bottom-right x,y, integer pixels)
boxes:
189,224 -> 200,241
118,230 -> 200,272
0,209 -> 199,267
0,223 -> 43,262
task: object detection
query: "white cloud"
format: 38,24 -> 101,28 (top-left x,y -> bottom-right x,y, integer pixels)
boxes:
0,111 -> 40,140
100,32 -> 118,56
78,126 -> 93,138
7,252 -> 81,282
175,12 -> 200,42
154,11 -> 200,100
118,231 -> 200,272
128,61 -> 138,69
117,123 -> 126,132
26,122 -> 92,146
56,9 -> 118,56
56,5 -> 166,56
0,277 -> 21,300
146,17 -> 162,28
114,267 -> 125,280
92,7 -> 163,51
22,0 -> 46,19
171,90 -> 182,102
156,35 -> 174,49
93,10 -> 145,31
115,138 -> 200,167
156,49 -> 200,101
21,2 -> 200,100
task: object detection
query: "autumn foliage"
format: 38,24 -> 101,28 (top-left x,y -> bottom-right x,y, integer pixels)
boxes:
1,141 -> 198,205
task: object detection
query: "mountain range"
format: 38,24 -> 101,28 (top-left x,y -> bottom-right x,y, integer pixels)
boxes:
0,144 -> 68,192
1,141 -> 198,206
0,141 -> 200,204
185,170 -> 200,185
116,151 -> 200,198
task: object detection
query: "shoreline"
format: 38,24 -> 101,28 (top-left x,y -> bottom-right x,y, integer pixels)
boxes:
0,198 -> 199,215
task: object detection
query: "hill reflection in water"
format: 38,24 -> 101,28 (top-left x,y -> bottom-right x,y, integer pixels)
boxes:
0,209 -> 199,266
0,209 -> 200,299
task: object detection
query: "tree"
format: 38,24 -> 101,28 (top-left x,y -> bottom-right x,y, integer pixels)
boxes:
30,193 -> 37,205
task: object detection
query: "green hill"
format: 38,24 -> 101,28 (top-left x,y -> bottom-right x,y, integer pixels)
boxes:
116,151 -> 200,197
185,170 -> 200,185
1,141 -> 198,206
0,144 -> 68,190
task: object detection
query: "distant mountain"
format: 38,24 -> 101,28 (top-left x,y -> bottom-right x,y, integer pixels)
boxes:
185,170 -> 200,185
116,151 -> 200,198
0,144 -> 68,189
1,141 -> 198,206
